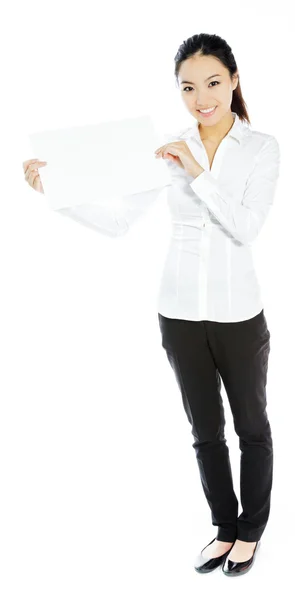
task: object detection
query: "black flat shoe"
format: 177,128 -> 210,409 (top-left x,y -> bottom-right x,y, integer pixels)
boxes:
194,537 -> 234,574
222,540 -> 261,576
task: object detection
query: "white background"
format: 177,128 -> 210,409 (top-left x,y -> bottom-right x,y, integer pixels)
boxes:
0,1 -> 293,597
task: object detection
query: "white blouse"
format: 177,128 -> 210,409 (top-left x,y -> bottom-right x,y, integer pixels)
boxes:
55,112 -> 281,323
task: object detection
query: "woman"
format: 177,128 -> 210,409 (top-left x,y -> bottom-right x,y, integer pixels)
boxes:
23,33 -> 280,577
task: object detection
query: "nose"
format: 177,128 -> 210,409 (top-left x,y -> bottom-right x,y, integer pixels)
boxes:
195,96 -> 211,106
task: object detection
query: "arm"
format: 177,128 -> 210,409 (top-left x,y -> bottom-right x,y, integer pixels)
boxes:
189,136 -> 280,245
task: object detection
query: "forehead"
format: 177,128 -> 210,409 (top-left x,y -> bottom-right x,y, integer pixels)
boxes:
178,54 -> 227,80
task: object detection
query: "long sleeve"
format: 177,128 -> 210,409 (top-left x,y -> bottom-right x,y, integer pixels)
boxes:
55,184 -> 169,237
189,135 -> 280,245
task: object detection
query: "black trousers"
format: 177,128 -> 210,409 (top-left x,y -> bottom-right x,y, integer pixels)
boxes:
158,308 -> 273,543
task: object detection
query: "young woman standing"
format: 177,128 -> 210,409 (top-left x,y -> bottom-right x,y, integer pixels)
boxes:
23,33 -> 280,577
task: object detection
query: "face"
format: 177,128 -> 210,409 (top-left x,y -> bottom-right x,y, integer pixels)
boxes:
178,53 -> 239,124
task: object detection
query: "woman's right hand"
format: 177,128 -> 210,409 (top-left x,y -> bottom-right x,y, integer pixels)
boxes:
23,159 -> 47,194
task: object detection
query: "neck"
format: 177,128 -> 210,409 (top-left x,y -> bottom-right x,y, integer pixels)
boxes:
198,111 -> 235,143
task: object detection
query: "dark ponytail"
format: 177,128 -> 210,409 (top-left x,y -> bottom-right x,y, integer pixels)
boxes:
174,33 -> 250,125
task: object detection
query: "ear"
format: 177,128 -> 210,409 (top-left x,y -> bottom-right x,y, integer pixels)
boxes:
233,72 -> 239,91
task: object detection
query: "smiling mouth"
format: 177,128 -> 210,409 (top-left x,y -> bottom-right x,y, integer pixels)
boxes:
197,106 -> 217,114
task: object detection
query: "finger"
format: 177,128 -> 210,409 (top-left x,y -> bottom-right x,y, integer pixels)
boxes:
156,147 -> 168,157
154,145 -> 166,154
25,165 -> 37,181
25,165 -> 41,183
23,159 -> 47,175
22,159 -> 39,168
25,160 -> 47,171
28,171 -> 40,186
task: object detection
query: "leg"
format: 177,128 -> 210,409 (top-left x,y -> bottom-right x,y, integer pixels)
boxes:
158,313 -> 238,542
207,309 -> 273,543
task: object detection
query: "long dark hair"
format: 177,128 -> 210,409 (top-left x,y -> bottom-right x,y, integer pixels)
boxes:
174,33 -> 250,125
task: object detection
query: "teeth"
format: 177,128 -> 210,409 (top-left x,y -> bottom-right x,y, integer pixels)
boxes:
199,106 -> 216,113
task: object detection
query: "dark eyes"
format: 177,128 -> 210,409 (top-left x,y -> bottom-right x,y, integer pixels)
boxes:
182,81 -> 220,92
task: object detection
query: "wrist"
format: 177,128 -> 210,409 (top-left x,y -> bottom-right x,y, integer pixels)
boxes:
190,164 -> 205,178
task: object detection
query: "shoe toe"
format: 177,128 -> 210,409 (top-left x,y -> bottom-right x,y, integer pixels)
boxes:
222,541 -> 261,576
194,538 -> 233,574
194,554 -> 226,573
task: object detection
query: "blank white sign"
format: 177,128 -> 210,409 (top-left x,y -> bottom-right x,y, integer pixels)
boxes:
28,114 -> 172,210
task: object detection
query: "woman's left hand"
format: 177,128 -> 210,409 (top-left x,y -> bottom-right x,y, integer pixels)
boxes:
154,140 -> 204,179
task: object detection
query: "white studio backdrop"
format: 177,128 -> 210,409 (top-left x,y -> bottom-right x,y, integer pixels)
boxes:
0,1 -> 293,598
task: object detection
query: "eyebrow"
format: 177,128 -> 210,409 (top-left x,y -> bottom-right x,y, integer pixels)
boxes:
180,74 -> 221,85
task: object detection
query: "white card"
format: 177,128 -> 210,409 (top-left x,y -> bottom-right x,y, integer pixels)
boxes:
28,114 -> 172,210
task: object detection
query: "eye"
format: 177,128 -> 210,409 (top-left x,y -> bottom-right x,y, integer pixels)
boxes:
182,81 -> 220,92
